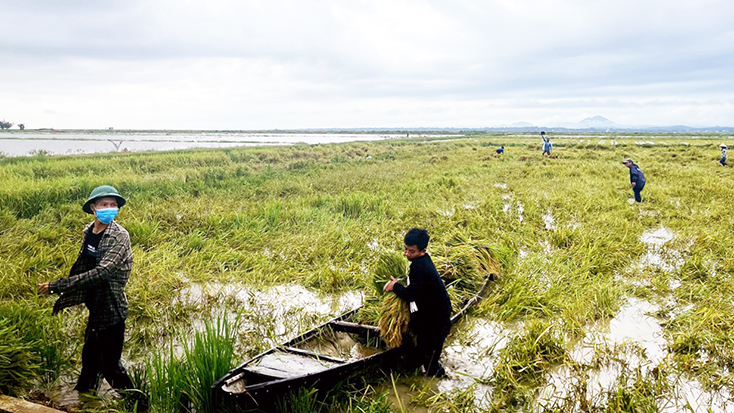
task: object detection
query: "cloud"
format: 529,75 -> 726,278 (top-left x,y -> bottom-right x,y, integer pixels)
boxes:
1,0 -> 733,128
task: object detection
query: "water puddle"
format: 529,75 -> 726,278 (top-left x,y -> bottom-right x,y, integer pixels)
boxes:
375,319 -> 512,411
543,209 -> 555,230
439,208 -> 455,217
439,320 -> 510,403
517,202 -> 524,223
659,376 -> 734,413
641,227 -> 674,245
539,298 -> 667,408
177,281 -> 363,345
297,330 -> 382,362
493,183 -> 508,189
367,239 -> 380,251
638,227 -> 683,273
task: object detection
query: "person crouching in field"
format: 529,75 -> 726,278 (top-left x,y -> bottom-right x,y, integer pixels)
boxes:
720,144 -> 727,166
623,158 -> 646,203
38,186 -> 145,407
496,146 -> 505,155
383,228 -> 452,377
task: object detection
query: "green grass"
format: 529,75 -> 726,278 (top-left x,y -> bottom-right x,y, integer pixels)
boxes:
2,133 -> 734,411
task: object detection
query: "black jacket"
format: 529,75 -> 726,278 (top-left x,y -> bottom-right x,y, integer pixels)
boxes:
392,254 -> 452,335
629,164 -> 646,187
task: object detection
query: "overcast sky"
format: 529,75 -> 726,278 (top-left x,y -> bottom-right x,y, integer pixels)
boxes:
1,0 -> 732,129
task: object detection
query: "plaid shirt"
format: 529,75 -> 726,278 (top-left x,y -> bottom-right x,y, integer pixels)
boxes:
50,221 -> 133,329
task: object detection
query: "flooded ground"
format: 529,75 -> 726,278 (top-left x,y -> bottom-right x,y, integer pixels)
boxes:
177,281 -> 363,346
374,224 -> 733,412
43,225 -> 734,412
0,132 -> 455,156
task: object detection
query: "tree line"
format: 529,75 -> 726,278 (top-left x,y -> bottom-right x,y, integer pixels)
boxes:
0,119 -> 25,130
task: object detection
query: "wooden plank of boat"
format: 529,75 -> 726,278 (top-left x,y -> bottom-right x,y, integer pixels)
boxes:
247,350 -> 344,379
0,395 -> 65,413
329,320 -> 380,335
280,346 -> 348,363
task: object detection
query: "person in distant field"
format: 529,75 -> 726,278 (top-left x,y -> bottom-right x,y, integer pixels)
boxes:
622,158 -> 646,203
719,144 -> 727,166
38,186 -> 145,408
496,146 -> 505,155
384,228 -> 451,378
541,131 -> 552,156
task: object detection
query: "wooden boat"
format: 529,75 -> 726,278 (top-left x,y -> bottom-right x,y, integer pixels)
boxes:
212,274 -> 495,411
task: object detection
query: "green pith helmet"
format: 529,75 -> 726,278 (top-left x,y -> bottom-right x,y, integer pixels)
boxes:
82,185 -> 126,214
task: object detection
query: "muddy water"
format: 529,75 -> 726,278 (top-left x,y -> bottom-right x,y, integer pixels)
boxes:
439,319 -> 512,407
177,281 -> 363,345
539,297 -> 667,409
539,226 -> 734,412
628,227 -> 682,287
375,319 -> 513,412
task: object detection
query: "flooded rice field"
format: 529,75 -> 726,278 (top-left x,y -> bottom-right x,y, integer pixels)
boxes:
0,131 -> 433,157
4,136 -> 734,412
371,224 -> 733,412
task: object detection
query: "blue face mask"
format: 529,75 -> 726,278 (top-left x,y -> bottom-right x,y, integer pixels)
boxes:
95,207 -> 119,224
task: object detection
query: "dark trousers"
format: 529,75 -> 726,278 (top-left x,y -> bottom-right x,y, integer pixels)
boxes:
721,157 -> 727,166
405,324 -> 448,377
75,321 -> 133,393
416,331 -> 447,376
633,182 -> 645,203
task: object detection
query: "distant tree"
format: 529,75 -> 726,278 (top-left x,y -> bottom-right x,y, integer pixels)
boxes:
0,120 -> 13,130
18,124 -> 25,130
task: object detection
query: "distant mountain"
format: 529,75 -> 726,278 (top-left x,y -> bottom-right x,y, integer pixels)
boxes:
580,115 -> 615,128
510,121 -> 534,127
293,120 -> 734,134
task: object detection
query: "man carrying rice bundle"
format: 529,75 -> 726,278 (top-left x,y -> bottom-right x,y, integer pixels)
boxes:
383,228 -> 451,377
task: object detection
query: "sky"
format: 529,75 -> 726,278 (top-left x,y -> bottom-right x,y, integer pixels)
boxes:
1,0 -> 733,130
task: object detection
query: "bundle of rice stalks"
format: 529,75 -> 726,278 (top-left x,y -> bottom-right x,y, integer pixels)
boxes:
377,294 -> 411,349
352,252 -> 411,348
434,237 -> 502,292
370,251 -> 407,297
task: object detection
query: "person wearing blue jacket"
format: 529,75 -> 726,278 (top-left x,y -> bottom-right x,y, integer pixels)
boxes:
384,228 -> 451,377
719,144 -> 727,166
541,131 -> 552,156
623,158 -> 646,202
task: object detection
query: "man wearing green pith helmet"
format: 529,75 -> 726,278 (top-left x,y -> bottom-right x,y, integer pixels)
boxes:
38,185 -> 143,405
